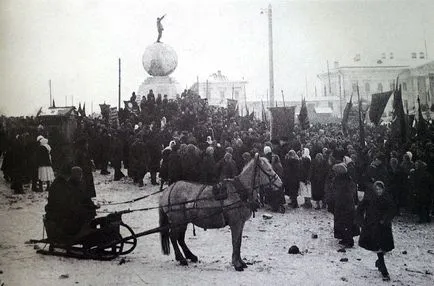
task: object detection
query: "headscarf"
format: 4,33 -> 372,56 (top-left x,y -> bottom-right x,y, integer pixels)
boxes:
39,137 -> 51,153
263,146 -> 272,155
302,148 -> 311,160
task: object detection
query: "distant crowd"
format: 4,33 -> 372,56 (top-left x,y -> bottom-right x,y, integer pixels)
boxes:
1,90 -> 433,228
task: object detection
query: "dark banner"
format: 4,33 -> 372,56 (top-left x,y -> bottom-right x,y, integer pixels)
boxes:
269,106 -> 295,140
227,99 -> 238,117
369,90 -> 393,125
391,85 -> 407,142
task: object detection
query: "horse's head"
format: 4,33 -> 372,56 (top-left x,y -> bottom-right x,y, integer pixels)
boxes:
254,154 -> 283,191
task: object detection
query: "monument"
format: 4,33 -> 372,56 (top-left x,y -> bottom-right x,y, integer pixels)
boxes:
137,15 -> 180,100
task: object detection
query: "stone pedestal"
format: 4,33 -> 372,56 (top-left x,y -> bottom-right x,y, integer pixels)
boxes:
137,76 -> 180,99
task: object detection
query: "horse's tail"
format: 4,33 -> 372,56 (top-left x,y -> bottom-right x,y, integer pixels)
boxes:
159,207 -> 170,255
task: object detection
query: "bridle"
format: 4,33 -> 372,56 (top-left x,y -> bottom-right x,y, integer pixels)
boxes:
232,157 -> 281,211
253,158 -> 281,190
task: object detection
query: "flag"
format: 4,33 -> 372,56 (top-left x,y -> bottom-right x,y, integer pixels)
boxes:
342,93 -> 353,135
227,99 -> 238,117
82,103 -> 86,116
391,84 -> 407,142
417,95 -> 427,136
78,103 -> 83,115
52,99 -> 56,108
261,99 -> 268,123
269,106 -> 295,140
369,90 -> 393,126
298,98 -> 310,130
357,86 -> 365,147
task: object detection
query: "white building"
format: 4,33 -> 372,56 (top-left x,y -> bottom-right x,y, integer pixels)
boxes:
399,60 -> 434,114
317,52 -> 431,118
190,70 -> 248,107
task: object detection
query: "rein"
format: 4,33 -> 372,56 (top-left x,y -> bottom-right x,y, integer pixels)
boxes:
98,187 -> 167,206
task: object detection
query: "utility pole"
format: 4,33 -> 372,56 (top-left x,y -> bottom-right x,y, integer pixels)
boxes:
118,58 -> 121,110
261,4 -> 275,107
268,4 -> 275,107
327,60 -> 331,95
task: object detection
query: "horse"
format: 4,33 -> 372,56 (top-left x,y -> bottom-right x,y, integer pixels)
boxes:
159,153 -> 283,271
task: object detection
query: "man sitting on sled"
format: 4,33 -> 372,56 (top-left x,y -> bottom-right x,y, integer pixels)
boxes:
44,166 -> 98,244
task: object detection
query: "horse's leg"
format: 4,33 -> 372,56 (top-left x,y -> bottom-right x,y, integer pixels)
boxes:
169,227 -> 188,266
238,221 -> 247,268
177,225 -> 198,262
230,222 -> 245,271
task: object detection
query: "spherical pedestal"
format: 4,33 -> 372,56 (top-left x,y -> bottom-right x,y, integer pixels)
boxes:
142,43 -> 178,76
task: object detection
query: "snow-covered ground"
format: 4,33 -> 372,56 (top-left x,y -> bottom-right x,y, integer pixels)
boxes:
0,168 -> 433,286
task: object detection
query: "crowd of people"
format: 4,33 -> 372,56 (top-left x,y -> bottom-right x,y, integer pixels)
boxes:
1,89 -> 434,281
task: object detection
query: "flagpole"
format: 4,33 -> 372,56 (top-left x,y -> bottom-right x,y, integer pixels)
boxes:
327,60 -> 331,95
357,84 -> 365,147
49,79 -> 52,107
281,90 -> 285,107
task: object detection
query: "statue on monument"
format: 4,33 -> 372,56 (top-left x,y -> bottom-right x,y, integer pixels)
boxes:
156,14 -> 166,43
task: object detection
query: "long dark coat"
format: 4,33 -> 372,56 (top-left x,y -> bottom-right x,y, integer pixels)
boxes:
200,154 -> 217,184
388,166 -> 407,208
311,159 -> 328,201
45,176 -> 96,237
168,151 -> 183,184
357,191 -> 396,252
333,173 -> 359,239
159,148 -> 171,181
110,135 -> 123,169
36,145 -> 52,167
129,139 -> 147,179
411,167 -> 434,208
146,132 -> 162,172
74,147 -> 96,198
216,158 -> 238,180
299,156 -> 311,183
283,157 -> 300,198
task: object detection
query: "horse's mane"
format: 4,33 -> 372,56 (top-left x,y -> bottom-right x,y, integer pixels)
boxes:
241,155 -> 270,173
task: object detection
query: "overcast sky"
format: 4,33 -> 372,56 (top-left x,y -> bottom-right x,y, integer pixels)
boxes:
1,0 -> 433,116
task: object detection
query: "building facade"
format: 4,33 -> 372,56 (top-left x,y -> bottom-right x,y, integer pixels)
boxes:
190,70 -> 248,107
317,53 -> 431,118
399,61 -> 434,115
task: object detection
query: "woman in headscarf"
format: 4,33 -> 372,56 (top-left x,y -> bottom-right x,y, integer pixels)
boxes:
36,136 -> 55,191
311,153 -> 328,209
299,148 -> 312,208
357,181 -> 396,281
283,150 -> 300,208
332,163 -> 359,248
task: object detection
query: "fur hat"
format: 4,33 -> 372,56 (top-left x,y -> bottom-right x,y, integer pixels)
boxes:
332,163 -> 347,174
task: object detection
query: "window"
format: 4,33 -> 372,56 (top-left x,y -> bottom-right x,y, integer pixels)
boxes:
328,102 -> 334,109
377,83 -> 383,92
403,82 -> 407,91
389,81 -> 394,91
365,82 -> 370,95
234,91 -> 240,100
352,82 -> 358,93
220,91 -> 225,99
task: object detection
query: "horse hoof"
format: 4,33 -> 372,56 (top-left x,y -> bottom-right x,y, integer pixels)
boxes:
189,256 -> 198,263
242,263 -> 248,269
179,260 -> 188,266
234,266 -> 244,271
